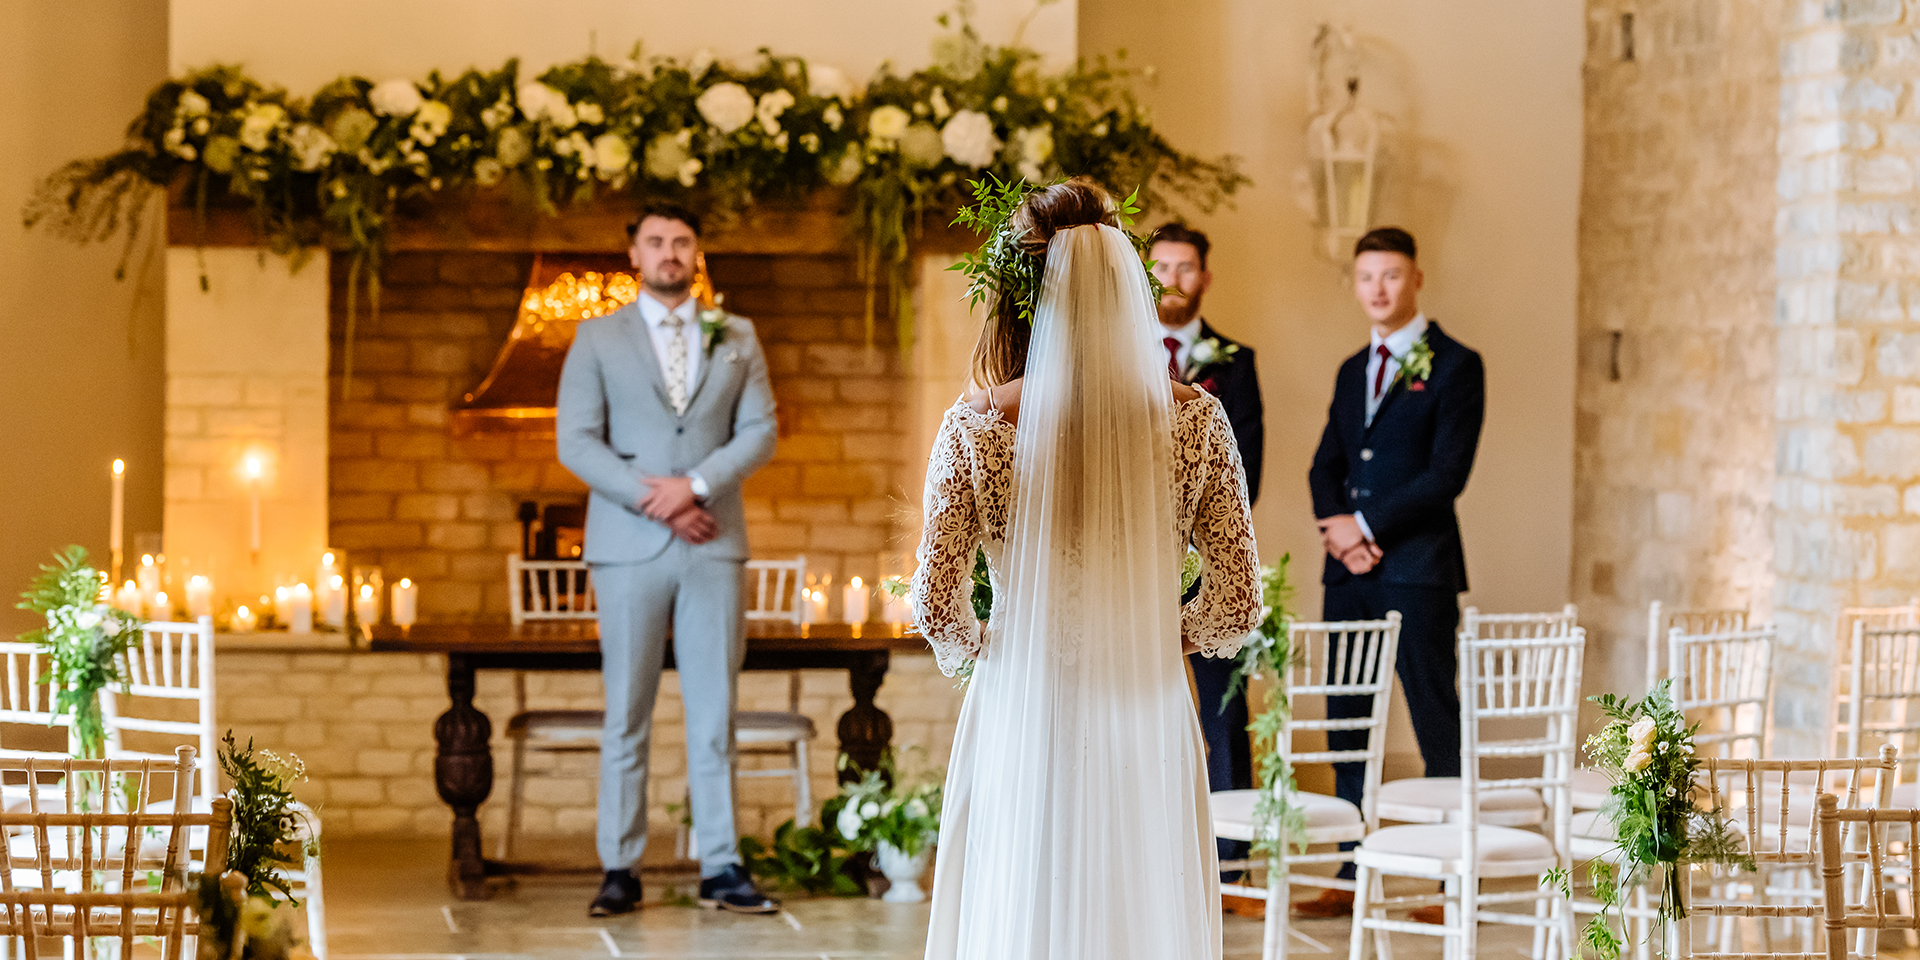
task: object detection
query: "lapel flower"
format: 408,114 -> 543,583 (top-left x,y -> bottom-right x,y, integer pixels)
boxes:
1181,336 -> 1239,382
696,302 -> 729,356
1392,336 -> 1435,391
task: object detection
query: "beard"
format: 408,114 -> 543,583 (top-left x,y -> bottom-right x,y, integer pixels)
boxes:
643,266 -> 691,297
1157,290 -> 1201,328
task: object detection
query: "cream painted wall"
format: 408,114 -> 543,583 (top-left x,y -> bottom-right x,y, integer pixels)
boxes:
170,0 -> 1077,89
1081,1 -> 1583,771
0,1 -> 169,633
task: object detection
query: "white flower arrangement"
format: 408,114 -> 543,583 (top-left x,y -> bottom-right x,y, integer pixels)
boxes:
832,750 -> 944,859
591,133 -> 632,181
696,82 -> 757,135
516,82 -> 576,129
867,104 -> 911,143
237,102 -> 285,152
367,79 -> 423,117
285,123 -> 335,172
941,109 -> 1000,168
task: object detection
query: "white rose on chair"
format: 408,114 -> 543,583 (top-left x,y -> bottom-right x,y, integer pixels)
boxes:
1622,717 -> 1657,772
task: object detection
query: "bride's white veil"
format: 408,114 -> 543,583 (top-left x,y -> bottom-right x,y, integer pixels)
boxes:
943,222 -> 1215,958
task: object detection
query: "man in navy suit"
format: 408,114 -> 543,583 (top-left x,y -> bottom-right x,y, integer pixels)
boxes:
1149,224 -> 1265,877
1294,227 -> 1485,918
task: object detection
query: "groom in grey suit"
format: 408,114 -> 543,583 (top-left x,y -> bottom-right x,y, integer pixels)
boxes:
557,205 -> 779,917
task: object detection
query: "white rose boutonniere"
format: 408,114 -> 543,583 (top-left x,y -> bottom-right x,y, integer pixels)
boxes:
697,304 -> 729,356
1393,336 -> 1436,392
1181,336 -> 1240,381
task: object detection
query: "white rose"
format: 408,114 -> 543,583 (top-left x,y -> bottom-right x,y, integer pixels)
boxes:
1627,718 -> 1658,750
575,102 -> 604,126
75,611 -> 101,631
756,89 -> 796,137
409,100 -> 452,146
473,156 -> 505,186
836,804 -> 863,841
940,109 -> 1001,168
860,801 -> 881,818
808,63 -> 854,102
697,82 -> 757,135
823,103 -> 844,131
237,102 -> 285,152
1191,340 -> 1221,366
480,99 -> 513,130
176,90 -> 210,117
592,132 -> 632,179
368,79 -> 424,117
1021,125 -> 1054,166
645,132 -> 691,181
495,126 -> 531,167
517,82 -> 577,129
1624,747 -> 1652,774
286,123 -> 336,172
867,104 -> 911,142
907,799 -> 929,819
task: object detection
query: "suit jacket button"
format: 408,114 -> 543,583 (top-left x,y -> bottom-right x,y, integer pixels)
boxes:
676,427 -> 684,435
1360,448 -> 1373,461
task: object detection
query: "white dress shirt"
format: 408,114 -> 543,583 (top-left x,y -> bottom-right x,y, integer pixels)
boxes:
1356,312 -> 1428,542
635,291 -> 710,498
1161,316 -> 1203,375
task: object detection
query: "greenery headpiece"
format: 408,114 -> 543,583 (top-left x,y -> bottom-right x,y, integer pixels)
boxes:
948,175 -> 1167,326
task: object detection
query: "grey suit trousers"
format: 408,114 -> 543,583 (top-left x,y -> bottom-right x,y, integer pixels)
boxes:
593,545 -> 745,876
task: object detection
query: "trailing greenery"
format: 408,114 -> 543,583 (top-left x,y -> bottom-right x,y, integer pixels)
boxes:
14,546 -> 143,759
738,819 -> 864,896
1221,557 -> 1307,871
219,731 -> 311,900
22,3 -> 1246,367
1542,681 -> 1751,960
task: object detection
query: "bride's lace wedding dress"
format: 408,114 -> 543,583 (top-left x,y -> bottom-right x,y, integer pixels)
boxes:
910,224 -> 1262,960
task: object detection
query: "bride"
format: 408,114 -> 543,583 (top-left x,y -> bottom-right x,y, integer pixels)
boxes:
910,178 -> 1262,960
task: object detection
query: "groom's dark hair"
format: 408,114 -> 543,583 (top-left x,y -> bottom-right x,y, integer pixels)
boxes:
626,204 -> 704,239
1354,226 -> 1417,260
1148,223 -> 1211,268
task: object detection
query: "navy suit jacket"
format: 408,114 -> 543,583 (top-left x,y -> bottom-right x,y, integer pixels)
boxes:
1307,321 -> 1485,590
1188,320 -> 1265,504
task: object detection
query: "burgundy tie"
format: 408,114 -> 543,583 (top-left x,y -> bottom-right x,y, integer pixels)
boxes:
1372,343 -> 1392,399
1164,337 -> 1182,379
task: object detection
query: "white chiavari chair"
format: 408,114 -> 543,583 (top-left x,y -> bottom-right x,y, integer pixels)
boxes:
0,748 -> 230,960
1348,629 -> 1584,960
1834,620 -> 1920,944
1670,747 -> 1899,959
1210,614 -> 1401,960
0,642 -> 72,759
1669,626 -> 1773,763
1818,794 -> 1918,960
1373,606 -> 1578,828
499,556 -> 603,859
101,616 -> 328,960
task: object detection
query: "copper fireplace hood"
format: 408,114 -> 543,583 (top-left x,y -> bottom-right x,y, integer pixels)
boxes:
452,254 -> 716,436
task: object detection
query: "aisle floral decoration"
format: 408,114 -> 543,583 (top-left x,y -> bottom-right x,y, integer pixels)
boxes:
22,3 -> 1246,374
14,546 -> 143,761
1221,556 -> 1307,872
830,750 -> 944,860
194,732 -> 316,960
1543,681 -> 1750,960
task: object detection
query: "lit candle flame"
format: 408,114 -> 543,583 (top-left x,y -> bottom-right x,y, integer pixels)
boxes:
399,578 -> 412,588
141,555 -> 154,567
359,584 -> 374,600
112,460 -> 124,476
322,552 -> 335,567
237,605 -> 251,618
851,577 -> 863,588
244,455 -> 263,479
330,575 -> 344,590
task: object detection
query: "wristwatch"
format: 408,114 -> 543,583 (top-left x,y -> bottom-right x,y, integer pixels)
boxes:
688,472 -> 710,500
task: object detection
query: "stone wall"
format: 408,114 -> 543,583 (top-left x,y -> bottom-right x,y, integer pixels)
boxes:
1572,1 -> 1781,711
326,249 -> 917,621
216,646 -> 964,840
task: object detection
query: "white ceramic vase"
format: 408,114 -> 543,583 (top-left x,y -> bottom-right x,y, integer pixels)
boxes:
876,840 -> 931,903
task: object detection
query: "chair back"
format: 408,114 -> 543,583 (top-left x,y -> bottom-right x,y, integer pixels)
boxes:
1461,604 -> 1578,640
0,747 -> 231,960
101,617 -> 217,802
745,557 -> 807,624
1819,794 -> 1920,959
1281,614 -> 1402,831
1646,601 -> 1748,692
1668,625 -> 1774,761
0,641 -> 71,756
507,555 -> 596,625
1840,624 -> 1920,774
1457,629 -> 1585,869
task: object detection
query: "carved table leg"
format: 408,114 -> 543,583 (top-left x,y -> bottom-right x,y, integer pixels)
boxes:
434,652 -> 494,899
836,650 -> 894,783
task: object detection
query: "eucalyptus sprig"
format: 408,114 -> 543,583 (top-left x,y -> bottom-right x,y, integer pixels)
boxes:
15,546 -> 143,759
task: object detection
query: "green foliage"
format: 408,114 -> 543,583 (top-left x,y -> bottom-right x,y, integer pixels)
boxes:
15,546 -> 143,758
738,819 -> 863,896
831,749 -> 943,858
219,731 -> 310,900
1217,558 -> 1307,871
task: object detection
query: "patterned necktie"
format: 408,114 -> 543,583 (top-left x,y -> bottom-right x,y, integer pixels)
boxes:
1163,336 -> 1182,380
662,313 -> 689,414
1372,343 -> 1393,400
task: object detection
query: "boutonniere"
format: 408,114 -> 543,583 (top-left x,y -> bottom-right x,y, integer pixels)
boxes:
1393,337 -> 1435,391
1180,336 -> 1239,382
696,299 -> 729,357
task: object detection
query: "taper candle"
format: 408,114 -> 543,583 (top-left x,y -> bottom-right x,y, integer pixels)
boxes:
391,578 -> 418,629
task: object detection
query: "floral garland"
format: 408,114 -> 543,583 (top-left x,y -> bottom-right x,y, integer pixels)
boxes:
14,546 -> 143,760
1544,681 -> 1750,960
23,7 -> 1246,369
1221,556 -> 1307,873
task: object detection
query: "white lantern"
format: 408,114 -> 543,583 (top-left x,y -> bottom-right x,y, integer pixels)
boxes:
1305,25 -> 1384,260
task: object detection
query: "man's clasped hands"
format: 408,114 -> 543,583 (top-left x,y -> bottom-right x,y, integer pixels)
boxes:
1317,513 -> 1382,576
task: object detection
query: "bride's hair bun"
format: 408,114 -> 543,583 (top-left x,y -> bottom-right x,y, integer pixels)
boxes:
1009,177 -> 1120,256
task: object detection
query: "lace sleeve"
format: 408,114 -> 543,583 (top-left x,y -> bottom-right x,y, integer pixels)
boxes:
911,409 -> 986,676
1184,400 -> 1263,658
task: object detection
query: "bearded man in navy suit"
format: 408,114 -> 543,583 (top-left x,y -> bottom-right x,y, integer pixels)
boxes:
1149,223 -> 1266,879
1293,226 -> 1485,919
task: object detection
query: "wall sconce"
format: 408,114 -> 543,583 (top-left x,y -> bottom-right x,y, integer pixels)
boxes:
1306,25 -> 1385,260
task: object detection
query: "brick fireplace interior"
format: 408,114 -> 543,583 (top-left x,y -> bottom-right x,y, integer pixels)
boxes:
326,247 -> 918,622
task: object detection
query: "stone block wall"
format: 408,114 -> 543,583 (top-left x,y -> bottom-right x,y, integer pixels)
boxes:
216,647 -> 964,840
326,249 -> 917,622
1573,1 -> 1781,710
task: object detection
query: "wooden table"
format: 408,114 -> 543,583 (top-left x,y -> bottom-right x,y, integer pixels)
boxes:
370,621 -> 930,899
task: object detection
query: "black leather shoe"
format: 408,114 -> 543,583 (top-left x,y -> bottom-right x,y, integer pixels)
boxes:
588,869 -> 643,917
697,863 -> 780,914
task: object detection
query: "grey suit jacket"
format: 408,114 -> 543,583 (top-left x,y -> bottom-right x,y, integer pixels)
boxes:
556,302 -> 778,564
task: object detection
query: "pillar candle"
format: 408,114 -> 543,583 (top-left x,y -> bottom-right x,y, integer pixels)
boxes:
391,578 -> 418,629
233,604 -> 258,633
136,556 -> 159,613
284,583 -> 314,634
882,591 -> 912,625
843,577 -> 870,624
354,582 -> 380,632
185,575 -> 213,620
114,581 -> 140,615
322,574 -> 346,628
806,589 -> 829,624
152,591 -> 170,620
